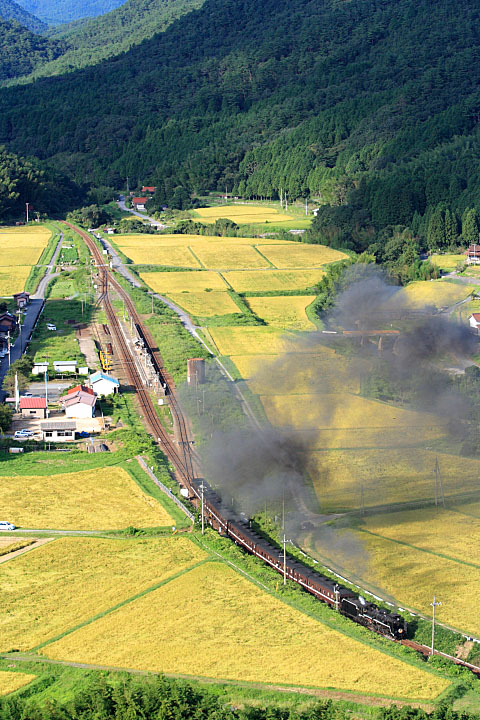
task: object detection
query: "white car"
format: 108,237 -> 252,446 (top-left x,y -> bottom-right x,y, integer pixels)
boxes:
46,324 -> 56,331
14,429 -> 34,438
0,521 -> 16,531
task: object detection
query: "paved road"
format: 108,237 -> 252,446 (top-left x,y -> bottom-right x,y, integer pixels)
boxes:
0,232 -> 63,398
117,197 -> 166,230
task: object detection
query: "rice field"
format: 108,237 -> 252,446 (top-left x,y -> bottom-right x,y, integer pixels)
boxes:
224,269 -> 325,292
257,244 -> 349,268
0,266 -> 31,295
43,561 -> 449,700
430,254 -> 466,270
0,536 -> 207,651
387,280 -> 474,309
140,270 -> 227,293
114,233 -> 293,247
194,205 -> 295,225
0,466 -> 174,530
0,672 -> 37,696
208,326 -> 302,356
168,291 -> 240,317
308,448 -> 480,511
191,244 -> 270,269
119,244 -> 201,267
247,296 -> 316,330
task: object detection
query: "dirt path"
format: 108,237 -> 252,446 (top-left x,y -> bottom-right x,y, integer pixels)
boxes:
0,537 -> 54,564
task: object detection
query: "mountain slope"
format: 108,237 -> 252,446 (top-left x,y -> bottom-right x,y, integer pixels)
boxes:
0,0 -> 479,236
0,18 -> 64,80
0,0 -> 45,31
15,0 -> 125,25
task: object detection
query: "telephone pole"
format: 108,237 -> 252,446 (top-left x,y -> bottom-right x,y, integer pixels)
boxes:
25,202 -> 30,223
201,482 -> 205,535
431,595 -> 442,656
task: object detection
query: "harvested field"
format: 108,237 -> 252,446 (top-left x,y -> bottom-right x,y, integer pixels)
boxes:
0,466 -> 173,530
225,269 -> 325,292
308,448 -> 479,511
43,562 -> 449,700
0,536 -> 207,650
0,266 -> 31,295
248,296 -> 316,330
257,244 -> 348,268
194,205 -> 295,225
0,671 -> 37,696
141,270 -> 227,293
192,244 -> 270,269
167,291 -> 240,317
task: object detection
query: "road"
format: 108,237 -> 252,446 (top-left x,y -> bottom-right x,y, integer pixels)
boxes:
0,232 -> 63,398
117,196 -> 166,230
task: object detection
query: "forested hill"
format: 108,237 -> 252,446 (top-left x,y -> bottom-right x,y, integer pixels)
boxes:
1,0 -> 480,242
15,0 -> 125,25
0,18 -> 64,80
27,0 -> 206,78
0,0 -> 45,31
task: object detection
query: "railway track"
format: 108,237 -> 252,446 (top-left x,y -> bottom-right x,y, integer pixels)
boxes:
401,639 -> 480,676
63,222 -> 196,485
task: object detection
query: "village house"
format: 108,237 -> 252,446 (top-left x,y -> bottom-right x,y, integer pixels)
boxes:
32,362 -> 49,376
40,419 -> 76,442
142,186 -> 156,194
62,389 -> 96,419
89,371 -> 120,397
466,245 -> 480,265
0,312 -> 16,333
13,292 -> 30,309
132,197 -> 148,211
19,397 -> 47,419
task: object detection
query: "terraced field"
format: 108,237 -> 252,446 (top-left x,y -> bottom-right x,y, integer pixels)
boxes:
247,296 -> 316,330
193,204 -> 295,225
224,268 -> 326,292
141,270 -> 227,293
386,280 -> 475,309
168,291 -> 241,317
0,225 -> 51,294
0,466 -> 173,530
43,561 -> 449,700
0,672 -> 37,696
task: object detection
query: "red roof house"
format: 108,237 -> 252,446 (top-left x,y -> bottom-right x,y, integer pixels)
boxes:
142,186 -> 156,193
68,385 -> 95,396
19,397 -> 47,418
133,197 -> 148,209
467,245 -> 480,264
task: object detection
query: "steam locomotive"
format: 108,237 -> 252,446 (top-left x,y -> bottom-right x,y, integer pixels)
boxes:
188,479 -> 407,640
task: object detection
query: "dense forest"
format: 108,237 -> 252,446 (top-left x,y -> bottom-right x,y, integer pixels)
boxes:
0,0 -> 45,32
15,0 -> 125,25
0,0 -> 480,250
0,18 -> 63,79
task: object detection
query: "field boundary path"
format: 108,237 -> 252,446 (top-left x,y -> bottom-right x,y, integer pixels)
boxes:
137,456 -> 195,522
0,232 -> 63,398
0,537 -> 54,564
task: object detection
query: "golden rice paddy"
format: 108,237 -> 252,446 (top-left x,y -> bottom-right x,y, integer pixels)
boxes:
430,254 -> 466,270
0,466 -> 173,530
308,448 -> 480,511
0,266 -> 31,295
120,244 -> 200,267
0,536 -> 207,650
248,296 -> 316,330
208,326 -> 302,356
191,244 -> 270,269
43,562 -> 449,700
140,270 -> 227,293
0,225 -> 51,293
114,233 -> 292,247
257,244 -> 348,268
194,205 -> 295,225
388,281 -> 474,309
0,672 -> 37,696
224,269 -> 325,293
167,291 -> 240,317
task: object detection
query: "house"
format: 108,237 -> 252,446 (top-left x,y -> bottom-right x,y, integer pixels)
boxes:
54,361 -> 77,374
41,419 -> 76,442
142,186 -> 156,194
62,390 -> 96,419
13,291 -> 30,309
105,227 -> 116,235
32,362 -> 49,376
19,396 -> 47,419
469,314 -> 480,331
89,371 -> 120,396
467,245 -> 480,265
0,312 -> 16,332
132,197 -> 148,211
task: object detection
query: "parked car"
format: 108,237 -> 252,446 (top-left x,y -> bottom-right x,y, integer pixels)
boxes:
14,429 -> 34,438
46,324 -> 56,331
0,521 -> 16,531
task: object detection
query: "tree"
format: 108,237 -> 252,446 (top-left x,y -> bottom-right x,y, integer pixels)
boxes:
0,403 -> 12,432
427,206 -> 446,250
462,207 -> 480,246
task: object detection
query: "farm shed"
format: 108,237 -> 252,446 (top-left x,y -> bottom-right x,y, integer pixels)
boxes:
32,362 -> 49,376
62,390 -> 96,419
40,419 -> 76,442
19,397 -> 47,419
54,361 -> 78,374
89,371 -> 120,397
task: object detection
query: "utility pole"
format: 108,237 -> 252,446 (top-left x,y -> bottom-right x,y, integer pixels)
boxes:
282,496 -> 287,585
44,368 -> 49,417
201,482 -> 205,535
25,202 -> 30,223
151,293 -> 154,315
126,177 -> 130,195
7,331 -> 10,367
434,457 -> 445,508
431,595 -> 442,656
305,197 -> 308,216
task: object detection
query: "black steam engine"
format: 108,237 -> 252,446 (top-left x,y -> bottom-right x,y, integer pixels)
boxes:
187,479 -> 407,640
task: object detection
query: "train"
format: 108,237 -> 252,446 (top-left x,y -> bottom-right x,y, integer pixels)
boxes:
186,478 -> 407,641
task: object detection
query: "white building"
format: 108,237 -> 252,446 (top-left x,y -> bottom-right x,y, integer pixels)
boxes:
89,371 -> 120,397
62,390 -> 96,419
54,361 -> 78,374
469,313 -> 480,331
32,362 -> 49,376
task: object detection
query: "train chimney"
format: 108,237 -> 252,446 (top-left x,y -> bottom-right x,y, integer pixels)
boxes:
187,358 -> 206,386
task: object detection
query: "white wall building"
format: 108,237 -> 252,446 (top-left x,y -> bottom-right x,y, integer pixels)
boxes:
89,371 -> 120,397
63,390 -> 96,419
